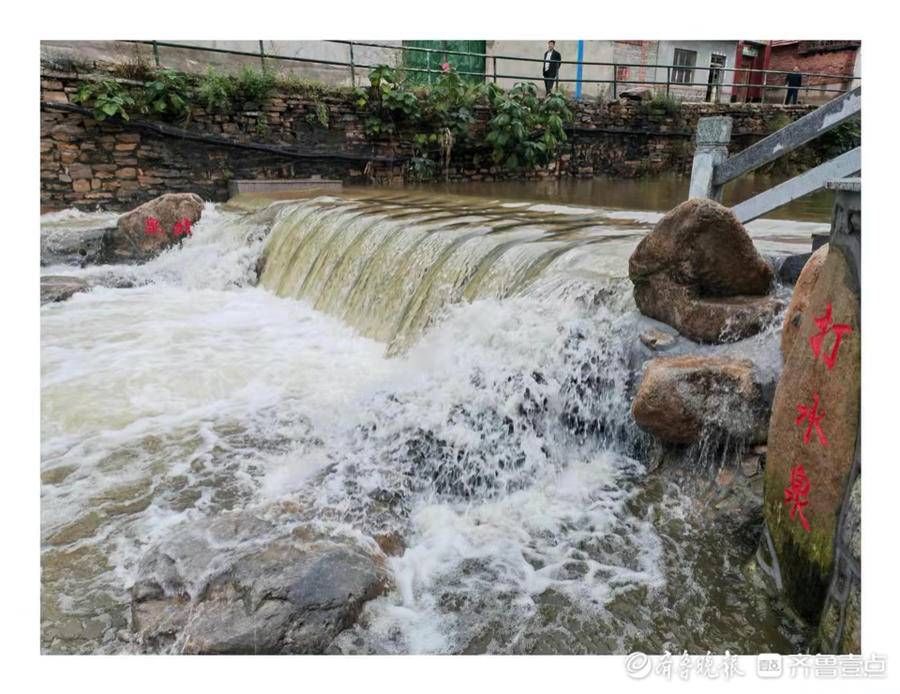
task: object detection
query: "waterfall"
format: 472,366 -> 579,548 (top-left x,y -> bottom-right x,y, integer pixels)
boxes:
40,191 -> 809,655
258,193 -> 645,353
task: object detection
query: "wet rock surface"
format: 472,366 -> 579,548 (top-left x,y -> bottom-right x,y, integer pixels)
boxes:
775,251 -> 813,286
41,275 -> 90,304
639,327 -> 678,351
131,512 -> 389,654
764,246 -> 860,622
41,225 -> 112,266
781,244 -> 828,359
109,193 -> 203,262
631,355 -> 771,445
629,198 -> 778,343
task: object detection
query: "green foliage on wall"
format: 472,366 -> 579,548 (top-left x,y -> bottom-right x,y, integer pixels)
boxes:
73,80 -> 136,121
233,66 -> 276,105
139,69 -> 190,120
197,68 -> 235,113
72,63 -> 575,179
483,82 -> 571,170
74,66 -> 280,123
354,64 -> 573,178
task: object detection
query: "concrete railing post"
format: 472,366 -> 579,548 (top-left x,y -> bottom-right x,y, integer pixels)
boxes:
688,116 -> 732,201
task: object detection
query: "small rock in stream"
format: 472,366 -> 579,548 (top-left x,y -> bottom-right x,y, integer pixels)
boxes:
41,275 -> 90,304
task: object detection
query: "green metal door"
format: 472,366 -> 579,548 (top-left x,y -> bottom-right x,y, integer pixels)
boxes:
402,40 -> 486,85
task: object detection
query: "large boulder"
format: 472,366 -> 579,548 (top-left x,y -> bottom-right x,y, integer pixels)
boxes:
780,244 -> 828,359
108,193 -> 203,262
631,355 -> 770,445
763,245 -> 860,622
131,512 -> 389,654
629,198 -> 778,343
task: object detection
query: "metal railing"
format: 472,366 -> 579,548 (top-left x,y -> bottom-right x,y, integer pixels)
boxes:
120,40 -> 860,103
689,86 -> 861,222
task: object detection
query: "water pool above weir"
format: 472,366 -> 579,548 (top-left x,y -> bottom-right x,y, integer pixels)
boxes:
41,190 -> 820,654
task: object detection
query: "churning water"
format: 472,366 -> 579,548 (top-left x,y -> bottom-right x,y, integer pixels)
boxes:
40,191 -> 825,654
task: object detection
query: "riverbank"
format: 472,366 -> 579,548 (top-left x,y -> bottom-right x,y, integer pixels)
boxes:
40,61 -> 859,211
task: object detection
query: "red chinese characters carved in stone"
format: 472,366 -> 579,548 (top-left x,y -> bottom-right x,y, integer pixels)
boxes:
795,392 -> 828,447
144,216 -> 162,236
809,302 -> 852,370
784,463 -> 811,532
172,218 -> 193,238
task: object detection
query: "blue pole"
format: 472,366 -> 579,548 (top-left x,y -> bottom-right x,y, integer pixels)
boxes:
575,40 -> 585,99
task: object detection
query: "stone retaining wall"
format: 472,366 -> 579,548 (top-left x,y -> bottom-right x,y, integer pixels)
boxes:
41,66 -> 826,211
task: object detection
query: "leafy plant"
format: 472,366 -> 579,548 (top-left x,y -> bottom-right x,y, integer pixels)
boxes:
139,69 -> 190,120
255,114 -> 270,136
819,116 -> 860,157
484,82 -> 572,169
318,102 -> 330,127
197,68 -> 235,113
639,92 -> 682,116
406,155 -> 437,182
358,65 -> 417,138
73,79 -> 136,121
355,64 -> 573,177
767,112 -> 793,134
234,66 -> 276,105
425,66 -> 486,141
276,73 -> 354,101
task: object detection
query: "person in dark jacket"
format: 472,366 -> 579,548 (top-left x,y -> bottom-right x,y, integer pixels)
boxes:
542,41 -> 562,96
785,71 -> 802,104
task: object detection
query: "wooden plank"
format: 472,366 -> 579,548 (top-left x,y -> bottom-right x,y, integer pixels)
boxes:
731,147 -> 860,223
713,86 -> 860,186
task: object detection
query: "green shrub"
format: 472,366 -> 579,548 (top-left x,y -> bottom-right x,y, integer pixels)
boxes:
234,66 -> 276,105
767,112 -> 793,134
73,79 -> 136,121
406,156 -> 437,182
484,82 -> 572,170
197,68 -> 235,113
355,65 -> 573,176
139,68 -> 190,120
819,116 -> 860,157
640,92 -> 681,116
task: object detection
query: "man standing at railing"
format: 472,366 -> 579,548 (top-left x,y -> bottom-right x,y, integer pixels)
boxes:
542,40 -> 562,96
785,71 -> 802,105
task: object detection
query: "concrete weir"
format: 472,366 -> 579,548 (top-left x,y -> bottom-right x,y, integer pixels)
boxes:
227,179 -> 343,196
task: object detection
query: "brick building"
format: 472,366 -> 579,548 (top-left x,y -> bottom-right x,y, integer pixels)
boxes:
755,40 -> 861,104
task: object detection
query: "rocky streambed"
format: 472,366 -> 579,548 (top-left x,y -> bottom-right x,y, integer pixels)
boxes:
41,190 -> 847,654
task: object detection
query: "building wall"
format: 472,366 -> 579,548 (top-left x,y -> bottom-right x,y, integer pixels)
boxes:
485,40 -> 615,98
40,40 -> 403,87
652,41 -> 738,103
766,41 -> 861,105
610,41 -> 660,97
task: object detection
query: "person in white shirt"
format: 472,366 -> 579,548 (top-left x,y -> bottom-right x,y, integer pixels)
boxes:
542,40 -> 562,95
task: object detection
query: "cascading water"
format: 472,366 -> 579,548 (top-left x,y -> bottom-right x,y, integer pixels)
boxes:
41,191 -> 823,654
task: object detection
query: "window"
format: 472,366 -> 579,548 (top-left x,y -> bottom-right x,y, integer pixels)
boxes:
672,48 -> 697,85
